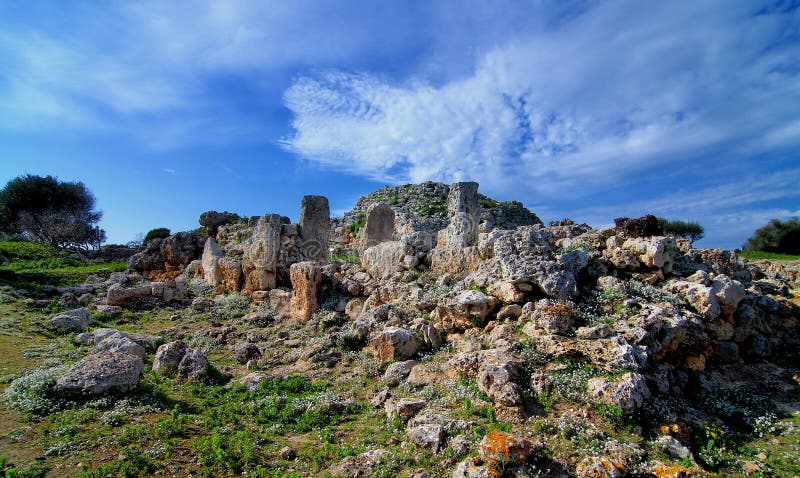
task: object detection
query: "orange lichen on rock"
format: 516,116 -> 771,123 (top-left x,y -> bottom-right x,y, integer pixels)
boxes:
652,462 -> 708,478
658,422 -> 690,442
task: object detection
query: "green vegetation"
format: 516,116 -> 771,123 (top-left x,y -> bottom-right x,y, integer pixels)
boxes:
744,216 -> 800,255
331,250 -> 360,262
479,198 -> 500,209
0,174 -> 105,250
346,212 -> 366,238
737,250 -> 800,260
143,228 -> 170,244
657,217 -> 705,244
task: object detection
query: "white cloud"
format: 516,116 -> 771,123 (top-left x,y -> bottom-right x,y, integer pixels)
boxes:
162,168 -> 176,175
282,1 -> 800,195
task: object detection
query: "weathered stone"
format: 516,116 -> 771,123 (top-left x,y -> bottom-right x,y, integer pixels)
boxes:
710,275 -> 745,318
486,281 -> 525,303
290,261 -> 321,322
478,430 -> 537,466
199,211 -> 239,235
436,290 -> 498,332
95,305 -> 123,318
234,343 -> 261,365
361,241 -> 410,279
152,340 -> 188,376
268,288 -> 292,317
587,372 -> 651,415
328,449 -> 390,478
576,456 -> 627,478
242,214 -> 282,293
576,323 -> 612,339
361,203 -> 395,249
527,299 -> 574,335
622,236 -> 677,272
382,360 -> 419,386
408,424 -> 445,452
496,304 -> 523,321
385,398 -> 426,421
177,348 -> 209,381
440,182 -> 480,248
96,334 -> 146,360
370,327 -> 425,364
451,458 -> 491,478
106,284 -> 151,306
299,195 -> 330,262
48,308 -> 91,333
201,237 -> 224,287
55,351 -> 144,395
614,214 -> 663,239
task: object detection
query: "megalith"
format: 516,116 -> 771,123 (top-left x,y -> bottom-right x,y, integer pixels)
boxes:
360,203 -> 395,250
242,214 -> 282,293
299,195 -> 330,262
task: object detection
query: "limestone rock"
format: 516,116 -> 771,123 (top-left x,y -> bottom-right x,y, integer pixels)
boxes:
622,236 -> 677,272
242,214 -> 282,293
385,398 -> 426,421
576,456 -> 627,478
55,351 -> 144,395
199,211 -> 239,235
290,261 -> 321,322
383,360 -> 420,386
328,449 -> 390,478
407,424 -> 445,452
48,308 -> 91,333
527,299 -> 574,335
96,334 -> 146,360
361,241 -> 410,279
201,237 -> 224,287
299,195 -> 330,262
106,284 -> 151,306
177,348 -> 209,381
152,340 -> 188,376
436,290 -> 498,332
234,343 -> 261,365
587,372 -> 651,415
370,327 -> 425,364
486,281 -> 524,303
361,203 -> 395,250
614,214 -> 663,239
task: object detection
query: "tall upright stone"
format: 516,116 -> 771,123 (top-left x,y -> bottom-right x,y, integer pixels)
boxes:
201,238 -> 224,287
441,182 -> 480,248
290,261 -> 321,322
242,214 -> 282,293
360,203 -> 395,250
299,195 -> 330,262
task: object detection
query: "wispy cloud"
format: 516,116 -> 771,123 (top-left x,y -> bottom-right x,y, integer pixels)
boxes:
281,1 -> 800,247
162,168 -> 176,175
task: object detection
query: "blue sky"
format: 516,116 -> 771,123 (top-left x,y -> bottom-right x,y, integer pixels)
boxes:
1,0 -> 798,249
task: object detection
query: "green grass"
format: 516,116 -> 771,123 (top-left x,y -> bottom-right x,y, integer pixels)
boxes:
738,250 -> 800,260
0,241 -> 127,289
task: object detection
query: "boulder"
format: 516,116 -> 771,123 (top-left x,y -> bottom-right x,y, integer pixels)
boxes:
614,214 -> 663,238
242,214 -> 282,293
152,340 -> 188,376
54,351 -> 144,395
328,449 -> 390,478
370,327 -> 425,364
436,290 -> 498,332
587,372 -> 651,415
621,236 -> 676,272
289,261 -> 321,322
299,195 -> 330,262
106,284 -> 151,306
234,343 -> 261,365
576,456 -> 627,478
384,398 -> 426,421
526,299 -> 574,335
48,308 -> 91,333
382,360 -> 419,386
96,333 -> 146,360
360,203 -> 395,250
177,348 -> 209,381
407,424 -> 446,452
361,241 -> 410,279
201,237 -> 225,287
199,210 -> 239,235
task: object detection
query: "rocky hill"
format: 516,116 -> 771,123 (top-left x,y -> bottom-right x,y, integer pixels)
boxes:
0,181 -> 798,478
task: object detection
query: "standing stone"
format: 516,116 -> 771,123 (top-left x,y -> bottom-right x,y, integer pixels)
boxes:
202,237 -> 224,287
242,214 -> 282,293
290,261 -> 321,322
299,195 -> 330,262
442,182 -> 480,248
360,203 -> 395,250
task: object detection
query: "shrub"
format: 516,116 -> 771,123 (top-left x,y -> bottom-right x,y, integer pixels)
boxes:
143,228 -> 170,244
1,366 -> 68,416
657,217 -> 705,244
744,217 -> 800,255
214,293 -> 251,320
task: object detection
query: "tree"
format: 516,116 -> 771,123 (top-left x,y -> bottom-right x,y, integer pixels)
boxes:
143,227 -> 171,244
743,217 -> 800,254
657,217 -> 705,244
0,174 -> 106,250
